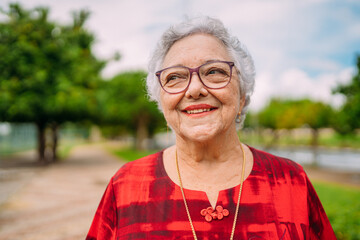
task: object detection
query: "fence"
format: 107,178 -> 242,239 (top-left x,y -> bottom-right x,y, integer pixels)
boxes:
0,123 -> 36,155
0,122 -> 90,156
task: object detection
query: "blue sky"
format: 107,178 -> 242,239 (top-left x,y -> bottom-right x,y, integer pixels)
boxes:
1,0 -> 359,110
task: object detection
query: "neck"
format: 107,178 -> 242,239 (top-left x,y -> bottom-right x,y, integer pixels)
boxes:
175,126 -> 242,166
163,125 -> 252,208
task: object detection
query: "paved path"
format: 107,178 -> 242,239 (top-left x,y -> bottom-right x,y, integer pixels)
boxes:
0,144 -> 124,240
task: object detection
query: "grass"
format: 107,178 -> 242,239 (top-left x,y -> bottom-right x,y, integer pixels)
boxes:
240,130 -> 360,149
57,143 -> 75,160
319,134 -> 360,149
313,181 -> 360,240
112,147 -> 158,162
0,144 -> 35,156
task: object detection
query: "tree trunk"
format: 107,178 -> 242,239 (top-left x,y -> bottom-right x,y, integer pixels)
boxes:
36,122 -> 46,163
51,123 -> 59,161
311,128 -> 319,147
311,128 -> 319,167
266,128 -> 278,149
136,116 -> 149,151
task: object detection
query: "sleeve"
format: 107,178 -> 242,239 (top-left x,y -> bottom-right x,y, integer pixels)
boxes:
86,178 -> 117,240
306,175 -> 337,240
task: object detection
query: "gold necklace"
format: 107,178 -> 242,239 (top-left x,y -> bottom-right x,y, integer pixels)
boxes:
175,143 -> 246,240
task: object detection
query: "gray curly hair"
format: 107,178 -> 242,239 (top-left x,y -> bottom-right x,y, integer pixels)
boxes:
146,16 -> 255,128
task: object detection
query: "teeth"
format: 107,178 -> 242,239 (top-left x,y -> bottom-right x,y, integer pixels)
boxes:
186,109 -> 212,114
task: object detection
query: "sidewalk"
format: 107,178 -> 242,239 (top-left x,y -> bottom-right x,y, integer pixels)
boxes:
0,144 -> 124,240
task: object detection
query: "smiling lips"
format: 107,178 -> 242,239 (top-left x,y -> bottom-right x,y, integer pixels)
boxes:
183,104 -> 217,115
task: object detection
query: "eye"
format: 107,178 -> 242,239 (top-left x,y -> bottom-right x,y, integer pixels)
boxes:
166,74 -> 180,82
206,68 -> 228,76
164,73 -> 187,84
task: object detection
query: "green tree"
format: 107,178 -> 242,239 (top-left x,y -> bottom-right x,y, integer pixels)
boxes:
243,111 -> 257,129
279,99 -> 333,147
0,4 -> 105,162
97,71 -> 165,150
333,55 -> 360,135
300,100 -> 333,146
257,98 -> 289,145
257,98 -> 333,147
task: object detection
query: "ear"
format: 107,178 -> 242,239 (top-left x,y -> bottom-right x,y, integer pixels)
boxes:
239,95 -> 246,110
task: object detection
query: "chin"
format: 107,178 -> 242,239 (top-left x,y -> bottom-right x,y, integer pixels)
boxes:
182,125 -> 221,142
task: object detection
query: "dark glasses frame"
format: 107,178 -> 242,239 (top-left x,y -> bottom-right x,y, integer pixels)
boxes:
155,60 -> 235,94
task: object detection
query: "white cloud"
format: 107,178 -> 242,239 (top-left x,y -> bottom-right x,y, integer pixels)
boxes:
303,59 -> 341,72
250,72 -> 275,111
1,0 -> 359,108
249,67 -> 355,111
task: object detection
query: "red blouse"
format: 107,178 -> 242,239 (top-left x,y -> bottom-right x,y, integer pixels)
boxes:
86,147 -> 336,240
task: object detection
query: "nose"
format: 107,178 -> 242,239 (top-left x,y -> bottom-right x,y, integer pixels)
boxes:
185,72 -> 208,99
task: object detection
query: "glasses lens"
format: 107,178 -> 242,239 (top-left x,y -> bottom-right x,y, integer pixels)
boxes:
157,61 -> 233,93
159,67 -> 189,93
199,62 -> 232,88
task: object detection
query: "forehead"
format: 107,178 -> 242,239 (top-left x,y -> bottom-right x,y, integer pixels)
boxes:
162,33 -> 232,68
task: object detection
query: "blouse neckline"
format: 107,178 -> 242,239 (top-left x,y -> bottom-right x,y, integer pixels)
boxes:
157,146 -> 258,203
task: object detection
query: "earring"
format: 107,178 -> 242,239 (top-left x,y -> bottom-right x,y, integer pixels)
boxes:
235,112 -> 241,123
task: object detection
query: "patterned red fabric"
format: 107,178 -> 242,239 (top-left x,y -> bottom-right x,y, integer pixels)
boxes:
86,147 -> 336,240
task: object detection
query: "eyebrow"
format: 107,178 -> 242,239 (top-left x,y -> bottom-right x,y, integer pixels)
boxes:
166,59 -> 227,68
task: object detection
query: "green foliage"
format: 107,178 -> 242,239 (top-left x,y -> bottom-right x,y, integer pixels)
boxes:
112,147 -> 157,162
257,98 -> 333,130
319,132 -> 360,149
332,55 -> 360,135
243,111 -> 257,129
301,101 -> 333,129
0,4 -> 104,124
98,71 -> 165,134
99,125 -> 129,139
256,99 -> 334,146
0,3 -> 105,161
257,99 -> 284,130
313,181 -> 360,240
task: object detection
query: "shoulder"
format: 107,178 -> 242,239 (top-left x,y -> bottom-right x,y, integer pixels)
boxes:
249,146 -> 307,183
250,146 -> 304,171
108,151 -> 169,207
111,151 -> 164,184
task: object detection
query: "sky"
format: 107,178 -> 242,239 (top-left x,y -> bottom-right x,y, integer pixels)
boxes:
1,0 -> 359,111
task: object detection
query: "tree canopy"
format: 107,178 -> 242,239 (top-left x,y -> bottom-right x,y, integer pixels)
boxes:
257,98 -> 333,146
97,71 -> 165,150
0,4 -> 105,161
332,55 -> 360,135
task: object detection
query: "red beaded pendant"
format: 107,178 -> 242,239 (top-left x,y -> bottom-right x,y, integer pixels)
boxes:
200,205 -> 229,222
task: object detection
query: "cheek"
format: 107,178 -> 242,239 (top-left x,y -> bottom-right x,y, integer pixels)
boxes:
231,81 -> 242,109
224,82 -> 241,106
220,84 -> 242,117
160,92 -> 182,118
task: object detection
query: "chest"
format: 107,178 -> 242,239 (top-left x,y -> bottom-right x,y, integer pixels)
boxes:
114,176 -> 309,240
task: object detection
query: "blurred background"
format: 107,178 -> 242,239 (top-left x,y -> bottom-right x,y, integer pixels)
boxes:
0,0 -> 359,239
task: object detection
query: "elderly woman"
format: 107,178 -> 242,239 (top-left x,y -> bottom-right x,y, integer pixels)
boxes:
86,16 -> 336,240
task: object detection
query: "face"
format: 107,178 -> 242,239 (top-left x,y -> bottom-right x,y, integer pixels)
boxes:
160,33 -> 244,142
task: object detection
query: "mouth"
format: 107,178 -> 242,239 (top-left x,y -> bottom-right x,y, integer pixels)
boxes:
182,104 -> 218,115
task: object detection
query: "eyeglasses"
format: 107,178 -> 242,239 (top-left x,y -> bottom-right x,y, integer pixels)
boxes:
155,60 -> 235,94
